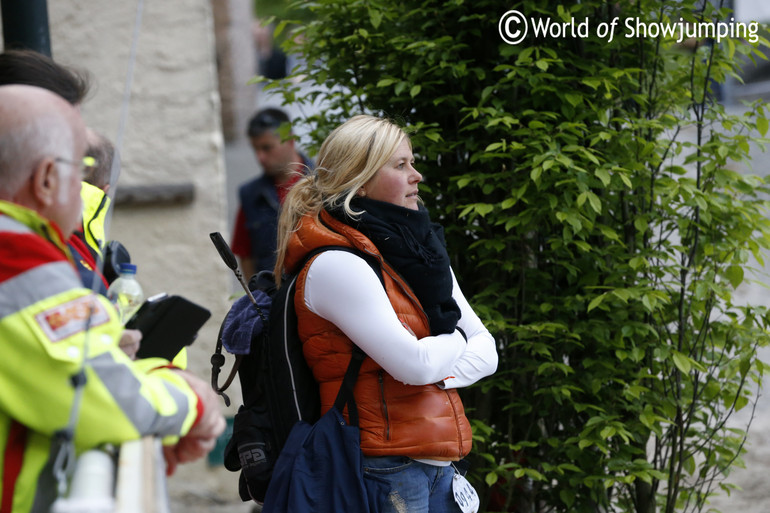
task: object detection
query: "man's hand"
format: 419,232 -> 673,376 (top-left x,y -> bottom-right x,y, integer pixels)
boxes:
163,369 -> 226,475
119,329 -> 142,359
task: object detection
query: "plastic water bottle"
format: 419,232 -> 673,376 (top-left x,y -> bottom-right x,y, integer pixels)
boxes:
106,263 -> 144,324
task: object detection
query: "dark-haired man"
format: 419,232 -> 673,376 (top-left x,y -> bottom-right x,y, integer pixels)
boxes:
231,107 -> 313,278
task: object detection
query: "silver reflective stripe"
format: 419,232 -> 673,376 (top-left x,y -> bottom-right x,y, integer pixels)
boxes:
285,275 -> 303,420
89,352 -> 191,436
0,261 -> 83,319
0,214 -> 32,233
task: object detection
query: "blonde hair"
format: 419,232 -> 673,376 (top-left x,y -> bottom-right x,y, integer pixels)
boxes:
274,115 -> 408,279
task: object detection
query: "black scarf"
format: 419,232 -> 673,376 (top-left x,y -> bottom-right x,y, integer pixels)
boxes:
330,197 -> 460,335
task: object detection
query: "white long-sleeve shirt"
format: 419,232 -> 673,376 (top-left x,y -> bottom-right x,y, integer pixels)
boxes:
303,250 -> 498,388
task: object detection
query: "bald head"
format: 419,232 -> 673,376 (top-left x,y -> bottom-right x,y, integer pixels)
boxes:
0,85 -> 87,235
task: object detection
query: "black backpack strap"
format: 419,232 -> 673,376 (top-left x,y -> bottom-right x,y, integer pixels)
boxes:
211,274 -> 272,406
333,345 -> 367,427
210,320 -> 234,406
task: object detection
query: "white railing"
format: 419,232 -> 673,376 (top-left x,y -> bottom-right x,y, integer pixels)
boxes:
52,437 -> 169,513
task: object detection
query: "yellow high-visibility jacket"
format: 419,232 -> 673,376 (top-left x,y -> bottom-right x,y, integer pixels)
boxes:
0,201 -> 200,513
79,182 -> 109,259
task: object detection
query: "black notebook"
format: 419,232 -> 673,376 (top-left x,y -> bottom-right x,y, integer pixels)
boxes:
125,293 -> 212,361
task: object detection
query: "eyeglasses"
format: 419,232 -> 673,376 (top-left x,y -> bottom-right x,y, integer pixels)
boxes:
55,156 -> 97,178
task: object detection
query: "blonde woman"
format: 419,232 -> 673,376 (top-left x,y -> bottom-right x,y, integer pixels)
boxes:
275,115 -> 497,512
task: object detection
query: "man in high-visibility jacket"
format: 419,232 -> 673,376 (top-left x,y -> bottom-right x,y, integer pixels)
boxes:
0,85 -> 225,513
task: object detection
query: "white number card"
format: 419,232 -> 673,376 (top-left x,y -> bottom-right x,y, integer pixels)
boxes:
452,472 -> 480,513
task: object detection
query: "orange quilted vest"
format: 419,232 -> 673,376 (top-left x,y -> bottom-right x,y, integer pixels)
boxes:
285,210 -> 472,460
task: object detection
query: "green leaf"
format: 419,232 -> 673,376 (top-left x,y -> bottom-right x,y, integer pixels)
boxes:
595,168 -> 611,187
475,204 -> 494,217
564,93 -> 582,107
600,426 -> 616,439
485,471 -> 499,487
717,145 -> 729,159
559,490 -> 576,507
574,240 -> 591,252
672,351 -> 692,374
376,78 -> 397,88
599,226 -> 620,242
725,265 -> 744,288
410,85 -> 422,98
683,455 -> 696,475
619,173 -> 632,189
369,8 -> 383,29
757,117 -> 769,136
588,293 -> 606,312
273,19 -> 289,39
587,192 -> 601,214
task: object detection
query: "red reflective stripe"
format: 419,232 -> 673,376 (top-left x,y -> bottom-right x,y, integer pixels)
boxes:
0,232 -> 68,284
1,421 -> 27,513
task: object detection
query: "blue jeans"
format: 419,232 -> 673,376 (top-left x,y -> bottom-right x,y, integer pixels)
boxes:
362,457 -> 462,513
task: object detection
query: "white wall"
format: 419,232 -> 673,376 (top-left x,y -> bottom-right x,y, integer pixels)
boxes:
736,0 -> 770,22
48,1 -> 230,372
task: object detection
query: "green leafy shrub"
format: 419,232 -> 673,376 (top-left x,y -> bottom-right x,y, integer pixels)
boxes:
260,1 -> 770,511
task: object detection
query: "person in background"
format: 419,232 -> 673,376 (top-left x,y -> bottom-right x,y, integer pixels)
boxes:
231,107 -> 312,279
68,129 -> 113,293
77,128 -> 129,285
273,115 -> 498,512
0,48 -> 90,104
0,84 -> 225,513
83,127 -> 117,192
253,20 -> 288,80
